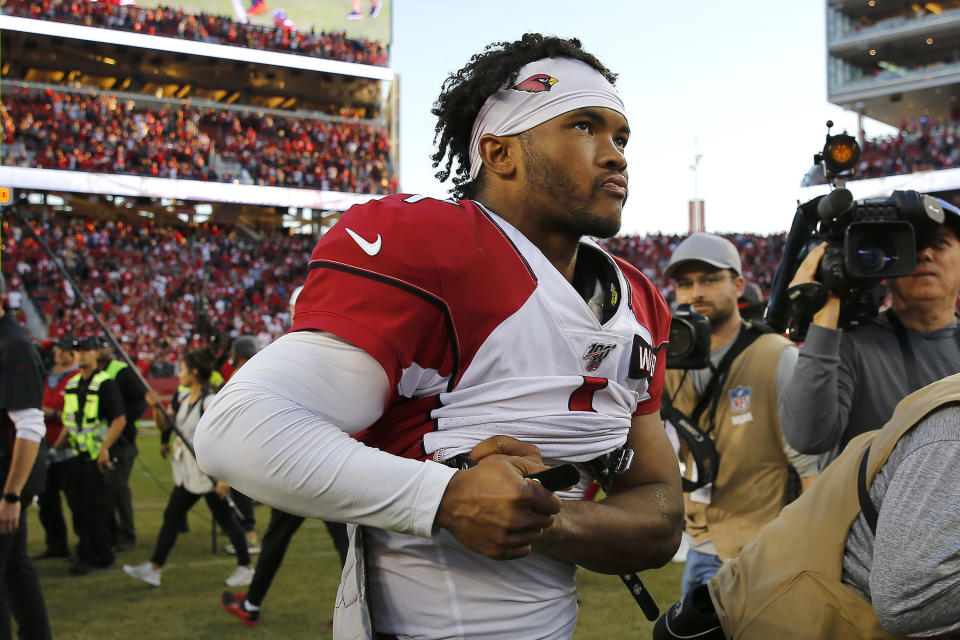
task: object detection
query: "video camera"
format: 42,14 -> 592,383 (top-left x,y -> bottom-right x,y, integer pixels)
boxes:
766,121 -> 952,340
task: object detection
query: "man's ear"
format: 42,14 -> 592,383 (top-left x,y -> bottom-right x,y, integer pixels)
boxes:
733,274 -> 746,297
477,134 -> 518,178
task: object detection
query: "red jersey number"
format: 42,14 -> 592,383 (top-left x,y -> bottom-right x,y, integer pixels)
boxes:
568,376 -> 608,412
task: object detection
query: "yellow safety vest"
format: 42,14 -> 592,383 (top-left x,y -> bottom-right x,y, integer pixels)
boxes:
104,359 -> 128,379
61,370 -> 112,460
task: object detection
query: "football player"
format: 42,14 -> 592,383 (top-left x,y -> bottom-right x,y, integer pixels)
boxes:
196,33 -> 682,640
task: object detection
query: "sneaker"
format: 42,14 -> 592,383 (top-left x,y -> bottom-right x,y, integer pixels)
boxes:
225,565 -> 255,587
369,1 -> 381,18
123,561 -> 161,587
224,541 -> 261,555
346,10 -> 362,19
221,591 -> 260,626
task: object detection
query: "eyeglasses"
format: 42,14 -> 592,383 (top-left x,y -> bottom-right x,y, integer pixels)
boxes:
674,274 -> 732,289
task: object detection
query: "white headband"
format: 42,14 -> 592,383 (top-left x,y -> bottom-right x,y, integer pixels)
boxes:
467,57 -> 625,179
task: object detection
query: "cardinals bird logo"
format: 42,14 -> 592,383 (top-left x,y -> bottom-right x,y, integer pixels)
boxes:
513,74 -> 558,92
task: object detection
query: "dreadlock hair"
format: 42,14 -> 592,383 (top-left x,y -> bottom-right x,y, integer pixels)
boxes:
431,33 -> 617,201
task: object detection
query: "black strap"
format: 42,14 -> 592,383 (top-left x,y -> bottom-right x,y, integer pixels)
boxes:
857,445 -> 879,535
886,310 -> 922,393
661,402 -> 719,492
690,322 -> 769,434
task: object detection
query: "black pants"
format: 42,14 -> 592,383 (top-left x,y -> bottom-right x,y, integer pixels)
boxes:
0,502 -> 51,640
61,457 -> 114,568
105,445 -> 137,548
246,509 -> 348,607
34,460 -> 74,556
150,485 -> 250,567
229,489 -> 256,535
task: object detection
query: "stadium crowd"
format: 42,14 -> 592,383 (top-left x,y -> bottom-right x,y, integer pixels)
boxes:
2,214 -> 314,376
855,116 -> 960,179
2,0 -> 389,66
3,88 -> 398,195
2,208 -> 790,369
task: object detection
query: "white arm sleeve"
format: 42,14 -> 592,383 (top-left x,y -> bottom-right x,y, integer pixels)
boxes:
194,331 -> 457,538
8,408 -> 45,443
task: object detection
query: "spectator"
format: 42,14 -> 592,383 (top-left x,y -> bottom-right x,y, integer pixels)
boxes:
123,348 -> 253,588
34,335 -> 80,561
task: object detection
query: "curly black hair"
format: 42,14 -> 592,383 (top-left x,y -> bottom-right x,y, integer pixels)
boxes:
431,33 -> 617,201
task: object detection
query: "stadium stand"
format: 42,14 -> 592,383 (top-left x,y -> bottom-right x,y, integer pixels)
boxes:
2,86 -> 397,194
855,118 -> 960,178
2,204 -> 788,369
2,212 -> 313,371
2,0 -> 389,66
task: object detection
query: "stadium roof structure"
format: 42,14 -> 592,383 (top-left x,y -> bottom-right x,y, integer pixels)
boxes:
820,1 -> 960,204
827,0 -> 960,126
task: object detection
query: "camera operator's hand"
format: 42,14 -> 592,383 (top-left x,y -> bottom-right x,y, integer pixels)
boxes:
435,435 -> 560,561
790,242 -> 841,329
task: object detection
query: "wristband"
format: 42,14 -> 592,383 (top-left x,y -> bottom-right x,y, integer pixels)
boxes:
3,493 -> 19,504
161,430 -> 171,445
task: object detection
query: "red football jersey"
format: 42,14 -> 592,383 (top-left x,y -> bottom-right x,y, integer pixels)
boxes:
292,194 -> 670,470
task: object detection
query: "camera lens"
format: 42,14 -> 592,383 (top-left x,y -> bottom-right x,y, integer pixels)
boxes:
668,319 -> 694,358
852,234 -> 898,274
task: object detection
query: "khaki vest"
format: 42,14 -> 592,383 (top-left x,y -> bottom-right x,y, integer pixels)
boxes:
709,373 -> 960,640
665,331 -> 791,559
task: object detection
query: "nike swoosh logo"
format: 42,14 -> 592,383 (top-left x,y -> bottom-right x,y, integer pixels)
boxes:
345,227 -> 382,256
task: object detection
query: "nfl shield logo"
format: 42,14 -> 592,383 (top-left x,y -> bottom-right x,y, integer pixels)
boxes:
729,386 -> 751,413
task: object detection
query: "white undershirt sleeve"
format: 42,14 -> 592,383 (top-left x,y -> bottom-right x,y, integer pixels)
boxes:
8,408 -> 45,443
194,331 -> 457,538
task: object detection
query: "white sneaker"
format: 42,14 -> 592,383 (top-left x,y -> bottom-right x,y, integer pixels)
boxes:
123,562 -> 161,587
225,565 -> 255,587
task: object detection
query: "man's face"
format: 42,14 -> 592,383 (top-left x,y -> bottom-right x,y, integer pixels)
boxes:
518,106 -> 629,239
77,348 -> 99,371
54,346 -> 76,368
890,226 -> 960,307
673,263 -> 744,329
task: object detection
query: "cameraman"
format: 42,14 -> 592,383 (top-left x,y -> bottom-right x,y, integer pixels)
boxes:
663,234 -> 819,595
779,211 -> 960,460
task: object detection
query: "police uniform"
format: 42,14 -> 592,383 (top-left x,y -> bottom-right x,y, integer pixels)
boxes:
61,361 -> 125,571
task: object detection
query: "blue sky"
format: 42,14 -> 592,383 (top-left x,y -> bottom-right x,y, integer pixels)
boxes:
389,0 -> 896,235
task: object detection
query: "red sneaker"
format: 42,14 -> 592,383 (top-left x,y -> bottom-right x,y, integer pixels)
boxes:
221,591 -> 260,626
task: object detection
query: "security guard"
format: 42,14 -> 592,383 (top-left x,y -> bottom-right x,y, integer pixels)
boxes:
57,335 -> 126,575
97,336 -> 149,551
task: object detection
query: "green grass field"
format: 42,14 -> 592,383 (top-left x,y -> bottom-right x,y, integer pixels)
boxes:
25,428 -> 683,639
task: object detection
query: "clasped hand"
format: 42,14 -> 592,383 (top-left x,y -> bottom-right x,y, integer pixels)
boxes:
434,436 -> 562,561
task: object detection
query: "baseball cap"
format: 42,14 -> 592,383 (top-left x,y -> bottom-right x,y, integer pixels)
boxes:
76,336 -> 100,351
664,233 -> 742,279
56,334 -> 80,350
